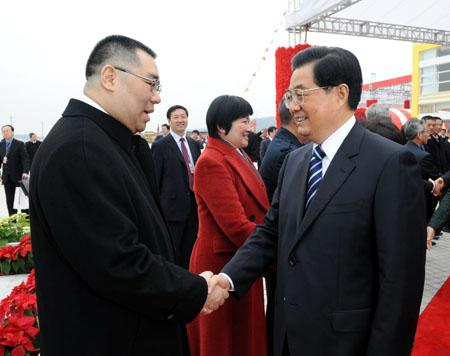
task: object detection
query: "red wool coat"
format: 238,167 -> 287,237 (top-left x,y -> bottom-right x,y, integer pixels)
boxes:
188,137 -> 270,356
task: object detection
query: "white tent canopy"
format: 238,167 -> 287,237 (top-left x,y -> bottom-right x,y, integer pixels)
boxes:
286,0 -> 450,45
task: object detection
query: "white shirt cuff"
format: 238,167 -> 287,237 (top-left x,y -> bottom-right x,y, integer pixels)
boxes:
219,272 -> 235,291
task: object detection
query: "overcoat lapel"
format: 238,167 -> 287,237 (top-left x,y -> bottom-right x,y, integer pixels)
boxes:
207,137 -> 268,210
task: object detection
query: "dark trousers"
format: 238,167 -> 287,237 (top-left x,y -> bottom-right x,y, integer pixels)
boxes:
282,334 -> 290,356
167,201 -> 199,269
265,269 -> 277,356
4,182 -> 17,216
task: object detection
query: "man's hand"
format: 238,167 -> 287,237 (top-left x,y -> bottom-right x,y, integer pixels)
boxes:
199,272 -> 230,315
432,177 -> 445,196
427,226 -> 435,250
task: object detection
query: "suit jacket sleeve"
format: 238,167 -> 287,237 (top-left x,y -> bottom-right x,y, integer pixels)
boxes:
38,138 -> 207,323
19,142 -> 30,173
220,153 -> 290,297
428,190 -> 450,232
421,153 -> 441,180
367,149 -> 426,355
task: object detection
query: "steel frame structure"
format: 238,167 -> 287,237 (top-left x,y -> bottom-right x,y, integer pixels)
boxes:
286,0 -> 450,45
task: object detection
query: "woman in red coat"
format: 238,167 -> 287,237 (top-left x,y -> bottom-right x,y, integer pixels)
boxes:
188,95 -> 270,356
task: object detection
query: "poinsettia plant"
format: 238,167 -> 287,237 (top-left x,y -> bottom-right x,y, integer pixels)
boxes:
0,236 -> 33,276
0,214 -> 30,246
0,269 -> 39,355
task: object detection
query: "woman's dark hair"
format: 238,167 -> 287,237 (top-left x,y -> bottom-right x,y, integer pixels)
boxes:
206,95 -> 253,138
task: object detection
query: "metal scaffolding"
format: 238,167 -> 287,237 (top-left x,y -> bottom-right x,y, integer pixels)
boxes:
286,0 -> 450,46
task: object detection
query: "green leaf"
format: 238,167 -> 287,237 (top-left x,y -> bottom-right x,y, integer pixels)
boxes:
0,239 -> 8,247
12,259 -> 25,273
1,260 -> 11,275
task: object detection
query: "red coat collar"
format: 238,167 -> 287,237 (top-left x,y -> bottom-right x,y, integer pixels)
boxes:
205,137 -> 269,210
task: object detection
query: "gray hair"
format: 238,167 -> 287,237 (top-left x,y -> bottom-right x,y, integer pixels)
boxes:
403,119 -> 423,141
366,103 -> 391,122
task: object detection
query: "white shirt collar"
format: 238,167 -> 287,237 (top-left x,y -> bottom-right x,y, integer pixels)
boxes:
170,131 -> 187,142
317,116 -> 355,160
313,115 -> 356,175
79,92 -> 109,115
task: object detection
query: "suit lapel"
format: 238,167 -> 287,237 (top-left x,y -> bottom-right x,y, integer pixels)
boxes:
282,146 -> 311,255
287,123 -> 364,254
298,151 -> 356,236
187,137 -> 200,164
166,134 -> 187,167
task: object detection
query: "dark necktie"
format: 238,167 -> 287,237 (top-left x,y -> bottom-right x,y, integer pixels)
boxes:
5,141 -> 11,153
180,137 -> 193,190
305,145 -> 326,210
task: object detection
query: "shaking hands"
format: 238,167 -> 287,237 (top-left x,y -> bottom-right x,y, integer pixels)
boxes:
199,272 -> 230,315
431,177 -> 445,196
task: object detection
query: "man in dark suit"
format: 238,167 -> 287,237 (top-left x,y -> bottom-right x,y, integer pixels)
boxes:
190,129 -> 204,150
404,119 -> 442,218
259,126 -> 277,162
25,132 -> 42,166
0,124 -> 30,215
151,105 -> 201,269
244,130 -> 262,167
154,123 -> 170,142
259,101 -> 303,356
30,35 -> 228,356
424,116 -> 447,174
214,46 -> 426,356
260,102 -> 303,203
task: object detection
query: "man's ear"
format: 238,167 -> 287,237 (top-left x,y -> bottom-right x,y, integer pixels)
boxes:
100,65 -> 117,92
336,83 -> 349,105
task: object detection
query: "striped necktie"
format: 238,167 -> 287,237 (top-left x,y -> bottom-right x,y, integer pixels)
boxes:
305,145 -> 326,210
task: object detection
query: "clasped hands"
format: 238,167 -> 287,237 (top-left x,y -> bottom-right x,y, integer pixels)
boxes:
199,271 -> 230,315
431,177 -> 445,196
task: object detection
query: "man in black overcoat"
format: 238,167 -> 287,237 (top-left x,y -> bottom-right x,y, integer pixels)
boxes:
25,132 -> 42,166
30,35 -> 228,356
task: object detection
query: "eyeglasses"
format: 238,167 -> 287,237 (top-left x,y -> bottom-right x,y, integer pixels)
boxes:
114,66 -> 162,94
284,86 -> 330,108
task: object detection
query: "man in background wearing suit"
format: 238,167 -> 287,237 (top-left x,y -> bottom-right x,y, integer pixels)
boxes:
25,132 -> 42,166
0,125 -> 30,215
152,105 -> 201,269
215,46 -> 425,356
404,119 -> 442,219
154,123 -> 170,141
259,126 -> 277,162
260,101 -> 304,203
30,35 -> 227,356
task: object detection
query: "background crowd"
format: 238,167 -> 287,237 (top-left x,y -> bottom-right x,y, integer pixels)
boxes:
0,35 -> 442,356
